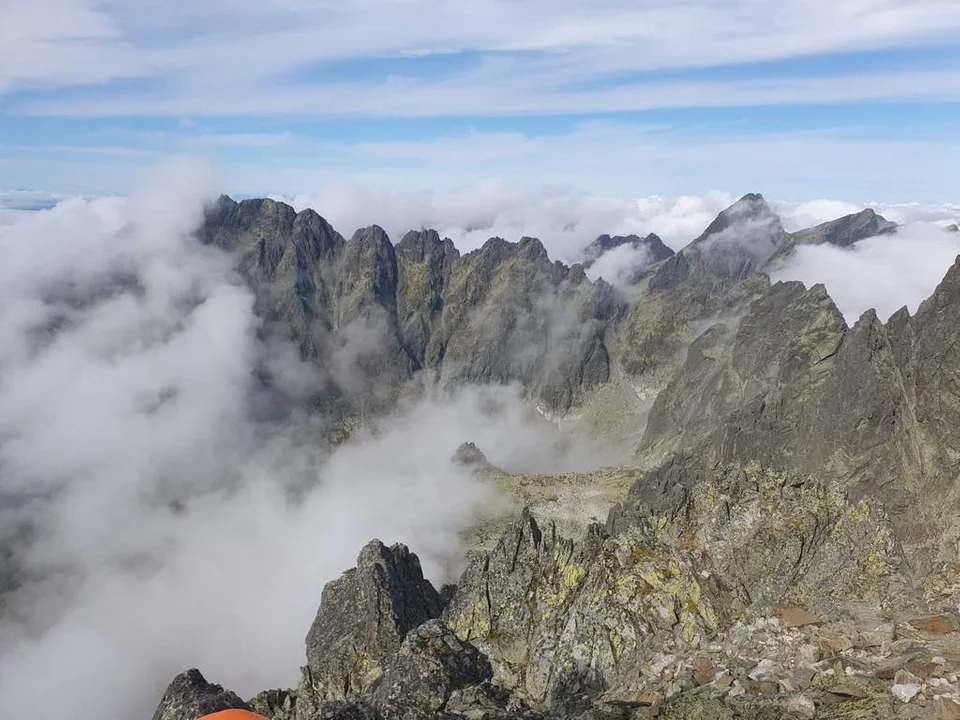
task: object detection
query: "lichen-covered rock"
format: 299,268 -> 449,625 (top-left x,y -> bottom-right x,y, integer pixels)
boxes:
292,667 -> 384,720
248,688 -> 297,720
443,509 -> 722,713
445,681 -> 545,719
611,462 -> 905,614
371,619 -> 493,718
151,669 -> 250,720
304,540 -> 443,702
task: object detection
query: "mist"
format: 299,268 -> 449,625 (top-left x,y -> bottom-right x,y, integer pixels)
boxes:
773,224 -> 960,323
0,164 -> 587,719
583,243 -> 654,289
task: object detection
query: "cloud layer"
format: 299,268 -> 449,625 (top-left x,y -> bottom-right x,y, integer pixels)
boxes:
0,165 -> 594,719
773,225 -> 960,323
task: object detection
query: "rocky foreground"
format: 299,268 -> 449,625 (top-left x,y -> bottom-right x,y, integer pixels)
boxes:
153,195 -> 960,719
153,510 -> 960,719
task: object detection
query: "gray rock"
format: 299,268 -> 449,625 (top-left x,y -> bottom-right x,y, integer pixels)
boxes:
304,540 -> 443,701
151,669 -> 250,720
248,688 -> 296,720
199,198 -> 621,415
371,619 -> 493,718
583,233 -> 674,265
444,510 -> 721,712
452,442 -> 498,473
582,233 -> 675,285
786,208 -> 897,250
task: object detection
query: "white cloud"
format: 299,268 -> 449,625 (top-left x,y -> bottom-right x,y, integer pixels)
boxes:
24,68 -> 960,119
773,224 -> 960,323
0,189 -> 68,211
633,193 -> 737,247
5,0 -> 960,116
280,179 -> 655,262
0,0 -> 145,93
776,198 -> 867,231
0,162 -> 616,719
584,242 -> 653,289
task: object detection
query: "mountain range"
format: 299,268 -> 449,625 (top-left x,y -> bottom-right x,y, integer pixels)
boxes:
148,192 -> 960,719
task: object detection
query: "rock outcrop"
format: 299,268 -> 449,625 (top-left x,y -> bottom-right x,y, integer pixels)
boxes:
451,441 -> 500,475
303,540 -> 444,702
151,669 -> 251,720
370,619 -> 493,718
443,509 -> 724,714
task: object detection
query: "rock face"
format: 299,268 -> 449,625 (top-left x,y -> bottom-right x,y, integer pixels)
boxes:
371,620 -> 492,718
443,510 -> 723,714
291,544 -> 519,720
199,199 -> 622,416
196,193 -> 898,424
451,441 -> 500,475
304,540 -> 444,701
631,254 -> 960,574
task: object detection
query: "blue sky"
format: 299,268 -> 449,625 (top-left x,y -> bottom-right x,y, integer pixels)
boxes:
2,0 -> 959,202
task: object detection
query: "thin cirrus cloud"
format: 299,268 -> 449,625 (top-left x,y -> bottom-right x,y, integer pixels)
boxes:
3,0 -> 960,112
1,0 -> 959,201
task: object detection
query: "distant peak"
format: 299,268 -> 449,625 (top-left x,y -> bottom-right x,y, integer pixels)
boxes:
582,232 -> 674,265
352,224 -> 391,242
692,193 -> 781,247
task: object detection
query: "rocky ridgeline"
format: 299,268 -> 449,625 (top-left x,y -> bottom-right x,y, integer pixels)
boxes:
194,193 -> 901,427
153,505 -> 960,720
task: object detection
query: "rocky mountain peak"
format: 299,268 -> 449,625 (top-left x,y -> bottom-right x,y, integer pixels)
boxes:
782,208 -> 898,254
395,228 -> 458,264
692,192 -> 783,246
583,232 -> 675,265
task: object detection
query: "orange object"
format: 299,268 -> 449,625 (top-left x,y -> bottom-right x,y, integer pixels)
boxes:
198,711 -> 268,720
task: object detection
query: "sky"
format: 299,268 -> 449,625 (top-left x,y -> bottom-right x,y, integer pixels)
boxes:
1,0 -> 960,202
